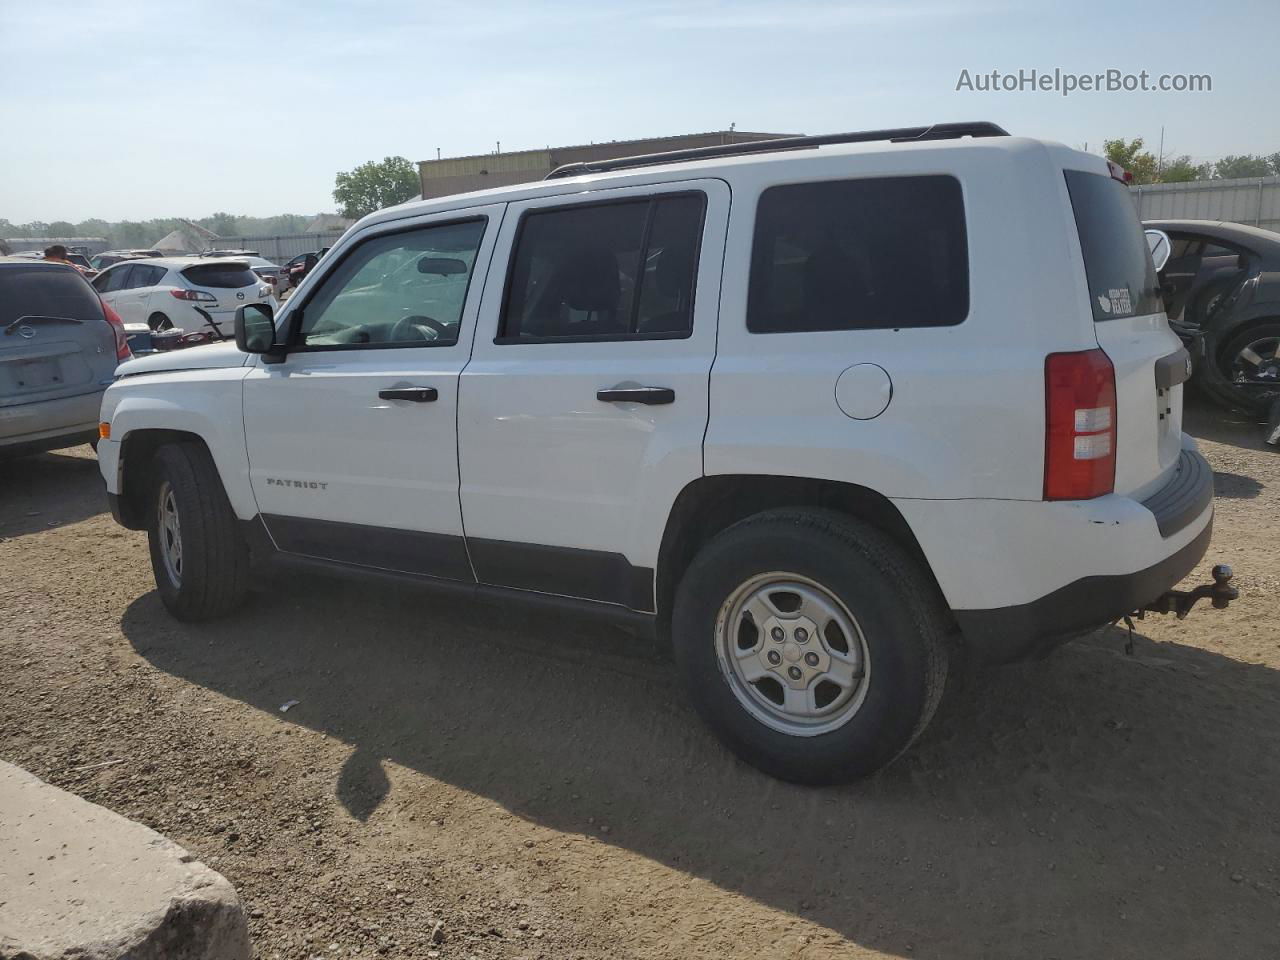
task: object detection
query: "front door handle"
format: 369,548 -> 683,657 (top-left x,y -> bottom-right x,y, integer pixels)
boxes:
379,387 -> 438,402
596,386 -> 675,405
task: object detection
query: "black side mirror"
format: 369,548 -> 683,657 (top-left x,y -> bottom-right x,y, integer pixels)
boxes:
235,303 -> 277,354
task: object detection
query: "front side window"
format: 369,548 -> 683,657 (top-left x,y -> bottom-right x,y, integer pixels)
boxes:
748,175 -> 969,333
500,193 -> 705,341
298,218 -> 486,349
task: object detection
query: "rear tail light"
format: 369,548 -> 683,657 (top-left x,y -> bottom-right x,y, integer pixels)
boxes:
1106,159 -> 1134,184
1044,349 -> 1116,500
170,288 -> 218,302
99,297 -> 132,362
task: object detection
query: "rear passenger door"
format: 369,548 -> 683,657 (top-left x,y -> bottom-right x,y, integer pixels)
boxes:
458,180 -> 729,612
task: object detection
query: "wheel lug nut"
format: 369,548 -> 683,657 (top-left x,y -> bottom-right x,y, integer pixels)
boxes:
795,628 -> 809,643
770,627 -> 785,641
787,666 -> 803,681
804,652 -> 820,667
766,651 -> 782,665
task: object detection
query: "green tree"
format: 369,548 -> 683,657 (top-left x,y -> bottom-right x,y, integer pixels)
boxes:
333,156 -> 419,219
1211,154 -> 1273,179
48,220 -> 77,236
75,218 -> 111,238
1103,138 -> 1159,184
1158,155 -> 1210,183
202,211 -> 240,237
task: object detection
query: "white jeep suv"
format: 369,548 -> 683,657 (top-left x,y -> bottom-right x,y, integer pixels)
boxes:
96,123 -> 1227,783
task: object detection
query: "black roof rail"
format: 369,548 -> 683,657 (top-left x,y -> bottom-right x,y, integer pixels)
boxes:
545,121 -> 1009,180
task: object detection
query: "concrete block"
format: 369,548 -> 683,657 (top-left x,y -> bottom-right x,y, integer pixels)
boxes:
0,760 -> 250,960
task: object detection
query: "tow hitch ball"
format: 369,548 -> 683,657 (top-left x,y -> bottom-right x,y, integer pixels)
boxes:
1142,564 -> 1239,620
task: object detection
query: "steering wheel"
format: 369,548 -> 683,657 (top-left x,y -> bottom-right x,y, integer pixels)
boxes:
390,315 -> 449,342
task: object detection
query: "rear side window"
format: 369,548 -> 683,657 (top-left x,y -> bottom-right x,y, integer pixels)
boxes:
1064,170 -> 1161,321
181,263 -> 259,288
129,265 -> 167,288
500,193 -> 705,341
748,175 -> 969,333
0,265 -> 103,326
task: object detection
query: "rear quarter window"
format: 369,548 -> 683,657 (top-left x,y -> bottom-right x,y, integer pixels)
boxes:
1064,170 -> 1161,321
747,174 -> 969,333
0,265 -> 103,327
181,263 -> 259,288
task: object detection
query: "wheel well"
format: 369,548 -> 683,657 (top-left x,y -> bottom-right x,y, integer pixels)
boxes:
116,429 -> 206,529
655,475 -> 942,636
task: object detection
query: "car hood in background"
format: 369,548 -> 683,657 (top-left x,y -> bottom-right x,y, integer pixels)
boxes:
116,341 -> 250,377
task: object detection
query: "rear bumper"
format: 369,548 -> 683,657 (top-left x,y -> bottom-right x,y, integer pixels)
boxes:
954,518 -> 1212,663
895,439 -> 1216,663
0,390 -> 103,456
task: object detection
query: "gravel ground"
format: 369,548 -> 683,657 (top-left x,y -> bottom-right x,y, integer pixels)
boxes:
2,395 -> 1278,960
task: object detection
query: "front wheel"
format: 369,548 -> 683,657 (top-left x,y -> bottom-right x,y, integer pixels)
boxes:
672,509 -> 949,784
146,442 -> 250,621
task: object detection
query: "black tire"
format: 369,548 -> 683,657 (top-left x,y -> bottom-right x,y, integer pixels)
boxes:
148,312 -> 172,331
672,509 -> 949,785
146,442 -> 250,621
1202,320 -> 1280,416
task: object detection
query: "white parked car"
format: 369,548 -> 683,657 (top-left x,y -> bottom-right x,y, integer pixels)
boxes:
95,123 -> 1234,783
91,257 -> 272,337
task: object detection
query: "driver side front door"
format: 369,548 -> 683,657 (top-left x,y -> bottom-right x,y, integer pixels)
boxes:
241,203 -> 504,579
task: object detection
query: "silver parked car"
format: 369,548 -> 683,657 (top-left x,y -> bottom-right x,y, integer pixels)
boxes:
1,258 -> 131,457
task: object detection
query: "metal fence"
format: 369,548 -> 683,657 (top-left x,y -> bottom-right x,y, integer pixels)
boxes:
207,231 -> 347,263
1130,176 -> 1280,232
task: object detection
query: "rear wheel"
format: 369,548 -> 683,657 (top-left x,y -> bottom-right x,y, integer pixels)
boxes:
146,442 -> 250,621
672,509 -> 949,784
1225,322 -> 1280,411
148,312 -> 172,331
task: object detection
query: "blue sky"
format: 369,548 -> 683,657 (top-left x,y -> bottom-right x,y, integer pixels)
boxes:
1,0 -> 1276,223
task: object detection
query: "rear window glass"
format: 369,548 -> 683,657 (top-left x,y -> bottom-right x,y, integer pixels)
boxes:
747,175 -> 969,333
0,265 -> 103,327
181,263 -> 259,288
1064,170 -> 1161,321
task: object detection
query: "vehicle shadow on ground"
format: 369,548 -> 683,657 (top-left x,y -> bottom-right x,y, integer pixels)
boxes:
121,577 -> 1279,960
0,447 -> 105,538
1184,392 -> 1271,452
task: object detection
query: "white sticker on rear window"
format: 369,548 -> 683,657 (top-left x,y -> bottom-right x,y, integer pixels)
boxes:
1106,287 -> 1133,316
1096,295 -> 1112,314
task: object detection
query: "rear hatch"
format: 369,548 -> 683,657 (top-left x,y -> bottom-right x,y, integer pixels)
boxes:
180,261 -> 270,313
1065,167 -> 1186,498
1,263 -> 118,411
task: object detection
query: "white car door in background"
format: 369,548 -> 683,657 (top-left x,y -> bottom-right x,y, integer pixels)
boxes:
458,180 -> 728,611
241,204 -> 505,579
92,263 -> 140,321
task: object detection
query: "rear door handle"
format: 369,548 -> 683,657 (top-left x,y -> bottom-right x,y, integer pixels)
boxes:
596,386 -> 675,405
379,387 -> 438,402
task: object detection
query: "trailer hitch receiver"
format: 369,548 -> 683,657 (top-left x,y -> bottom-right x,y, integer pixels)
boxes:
1141,564 -> 1238,620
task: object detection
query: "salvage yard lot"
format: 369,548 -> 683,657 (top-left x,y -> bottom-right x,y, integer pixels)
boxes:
2,396 -> 1278,960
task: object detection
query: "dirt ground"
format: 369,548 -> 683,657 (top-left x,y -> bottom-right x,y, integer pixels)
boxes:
2,395 -> 1278,960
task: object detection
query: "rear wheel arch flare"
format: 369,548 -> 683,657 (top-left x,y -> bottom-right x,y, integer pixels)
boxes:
655,474 -> 945,637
